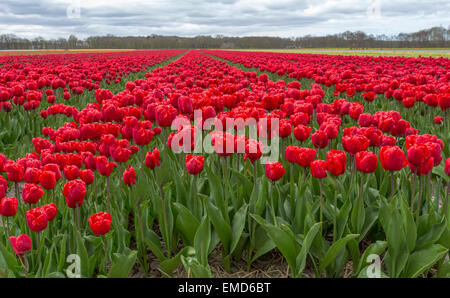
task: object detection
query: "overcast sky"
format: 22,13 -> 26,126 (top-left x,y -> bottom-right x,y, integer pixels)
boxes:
0,0 -> 448,39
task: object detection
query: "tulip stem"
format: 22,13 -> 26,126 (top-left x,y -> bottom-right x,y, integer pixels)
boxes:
37,232 -> 41,268
103,235 -> 108,273
253,162 -> 257,188
77,205 -> 81,231
410,168 -> 417,212
356,174 -> 365,234
417,176 -> 423,222
15,182 -> 19,203
193,175 -> 198,217
106,177 -> 111,213
223,157 -> 229,205
390,171 -> 395,201
24,254 -> 29,278
319,179 -> 323,224
6,217 -> 9,238
444,182 -> 449,217
290,163 -> 295,207
269,182 -> 278,227
333,193 -> 337,242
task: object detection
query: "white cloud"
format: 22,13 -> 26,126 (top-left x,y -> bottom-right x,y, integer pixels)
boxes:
0,0 -> 448,39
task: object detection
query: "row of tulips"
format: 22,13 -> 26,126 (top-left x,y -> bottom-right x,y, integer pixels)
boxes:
0,49 -> 449,278
204,50 -> 450,139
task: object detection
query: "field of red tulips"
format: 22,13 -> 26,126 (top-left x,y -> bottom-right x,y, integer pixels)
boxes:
0,49 -> 449,278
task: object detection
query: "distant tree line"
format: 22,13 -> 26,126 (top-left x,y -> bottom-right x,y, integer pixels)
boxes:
0,26 -> 448,50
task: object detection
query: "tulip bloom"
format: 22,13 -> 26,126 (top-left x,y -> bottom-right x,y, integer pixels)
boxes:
79,169 -> 94,185
185,155 -> 205,175
311,130 -> 329,149
293,125 -> 311,143
0,176 -> 7,199
342,135 -> 370,155
407,144 -> 430,169
123,166 -> 136,186
310,160 -> 328,179
0,197 -> 18,217
285,145 -> 300,164
380,146 -> 407,200
39,170 -> 57,191
145,148 -> 161,170
89,212 -> 112,236
41,203 -> 57,221
5,162 -> 24,183
95,156 -> 117,177
10,234 -> 32,257
355,151 -> 378,174
24,167 -> 41,184
265,162 -> 286,182
244,139 -> 263,164
296,147 -> 317,168
64,165 -> 80,181
26,208 -> 48,232
326,150 -> 347,177
155,105 -> 177,127
43,164 -> 62,182
63,180 -> 86,209
22,183 -> 44,205
380,146 -> 407,172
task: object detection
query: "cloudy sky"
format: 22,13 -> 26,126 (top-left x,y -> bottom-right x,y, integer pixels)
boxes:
0,0 -> 448,39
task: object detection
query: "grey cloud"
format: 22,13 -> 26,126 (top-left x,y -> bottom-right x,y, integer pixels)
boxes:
0,0 -> 448,39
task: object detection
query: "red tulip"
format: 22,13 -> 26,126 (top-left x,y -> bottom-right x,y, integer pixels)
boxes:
380,146 -> 407,172
342,134 -> 370,155
265,162 -> 286,181
244,139 -> 263,163
0,197 -> 18,217
310,160 -> 328,179
285,145 -> 300,164
79,169 -> 94,185
22,184 -> 44,205
95,156 -> 117,177
355,151 -> 378,173
26,208 -> 48,232
5,162 -> 24,183
407,144 -> 431,168
89,212 -> 112,235
278,120 -> 292,138
0,176 -> 7,199
145,148 -> 161,170
311,130 -> 329,149
293,125 -> 311,143
43,164 -> 62,182
0,153 -> 6,172
445,158 -> 450,176
155,104 -> 177,127
63,165 -> 79,181
63,179 -> 86,208
9,235 -> 32,256
185,155 -> 205,175
39,170 -> 56,190
123,166 -> 136,186
41,203 -> 57,221
296,147 -> 317,168
24,167 -> 41,184
132,127 -> 153,146
433,116 -> 443,125
326,150 -> 347,177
